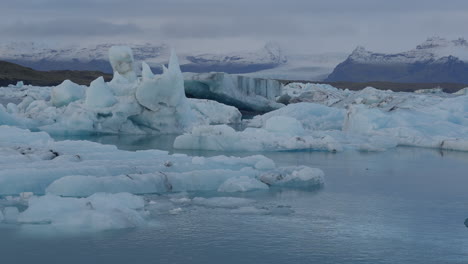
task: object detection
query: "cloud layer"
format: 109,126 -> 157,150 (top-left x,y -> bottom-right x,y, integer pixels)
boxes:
1,0 -> 468,54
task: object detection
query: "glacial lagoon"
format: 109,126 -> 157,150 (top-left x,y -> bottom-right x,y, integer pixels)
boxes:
1,134 -> 467,264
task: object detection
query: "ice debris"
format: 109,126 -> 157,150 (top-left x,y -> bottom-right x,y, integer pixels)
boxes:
0,46 -> 241,134
0,125 -> 324,230
175,83 -> 468,152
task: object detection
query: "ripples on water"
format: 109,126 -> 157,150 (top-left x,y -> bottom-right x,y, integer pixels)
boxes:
1,135 -> 468,264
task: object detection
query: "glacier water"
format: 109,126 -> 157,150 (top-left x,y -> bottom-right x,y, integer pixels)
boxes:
0,134 -> 467,264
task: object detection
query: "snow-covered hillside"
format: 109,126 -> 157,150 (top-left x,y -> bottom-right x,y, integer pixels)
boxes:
347,37 -> 468,64
0,41 -> 344,80
0,42 -> 289,75
326,37 -> 468,83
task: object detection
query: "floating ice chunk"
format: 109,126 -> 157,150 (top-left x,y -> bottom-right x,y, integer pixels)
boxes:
109,46 -> 137,82
247,102 -> 345,131
439,139 -> 468,152
51,80 -> 85,107
190,99 -> 241,124
85,77 -> 117,109
6,103 -> 18,114
136,50 -> 187,111
169,208 -> 183,214
18,193 -> 146,230
217,176 -> 269,192
0,105 -> 32,128
184,72 -> 284,112
174,124 -> 342,152
191,156 -> 206,165
46,168 -> 273,197
264,116 -> 305,135
108,71 -> 139,96
20,192 -> 34,200
343,104 -> 468,151
254,158 -> 276,170
141,61 -> 154,80
192,197 -> 255,208
414,88 -> 444,94
0,46 -> 242,135
46,173 -> 171,196
454,87 -> 468,95
3,207 -> 19,223
0,125 -> 51,147
259,166 -> 325,189
0,126 -> 325,196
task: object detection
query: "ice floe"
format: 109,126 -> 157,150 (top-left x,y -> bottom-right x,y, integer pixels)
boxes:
0,46 -> 240,134
0,125 -> 324,230
175,83 -> 468,152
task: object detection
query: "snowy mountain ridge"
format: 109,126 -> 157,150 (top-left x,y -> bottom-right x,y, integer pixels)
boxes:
349,37 -> 468,64
326,37 -> 468,83
0,42 -> 287,74
0,42 -> 169,63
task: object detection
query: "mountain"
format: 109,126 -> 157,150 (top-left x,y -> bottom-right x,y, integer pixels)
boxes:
0,42 -> 288,75
326,37 -> 468,83
0,60 -> 111,86
0,42 -> 168,73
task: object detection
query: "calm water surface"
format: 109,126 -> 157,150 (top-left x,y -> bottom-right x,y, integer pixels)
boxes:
1,135 -> 467,264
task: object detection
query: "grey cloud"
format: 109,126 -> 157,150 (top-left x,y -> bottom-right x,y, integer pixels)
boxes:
0,19 -> 142,37
160,18 -> 304,39
0,0 -> 468,54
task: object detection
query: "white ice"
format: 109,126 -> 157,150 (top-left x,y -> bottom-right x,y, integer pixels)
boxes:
175,83 -> 468,152
51,80 -> 86,107
17,193 -> 146,231
0,125 -> 324,229
0,46 -> 240,134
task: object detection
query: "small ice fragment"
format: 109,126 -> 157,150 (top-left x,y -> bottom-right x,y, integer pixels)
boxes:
169,208 -> 183,214
217,176 -> 269,193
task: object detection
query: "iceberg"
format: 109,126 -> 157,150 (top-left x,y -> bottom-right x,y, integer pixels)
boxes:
184,72 -> 284,112
0,125 -> 325,230
0,46 -> 241,134
17,193 -> 146,231
173,122 -> 342,152
217,176 -> 269,193
51,80 -> 86,107
175,83 -> 468,152
108,46 -> 137,82
0,125 -> 324,196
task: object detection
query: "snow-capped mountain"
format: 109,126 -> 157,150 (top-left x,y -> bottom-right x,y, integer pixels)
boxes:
0,42 -> 170,73
183,42 -> 287,73
0,42 -> 288,75
326,37 -> 468,83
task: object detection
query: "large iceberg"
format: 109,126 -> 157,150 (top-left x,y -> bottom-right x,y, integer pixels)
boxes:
175,83 -> 468,152
0,125 -> 324,229
184,72 -> 284,112
0,46 -> 241,134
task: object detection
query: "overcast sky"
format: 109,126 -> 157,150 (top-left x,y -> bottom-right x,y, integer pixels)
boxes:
1,0 -> 468,54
